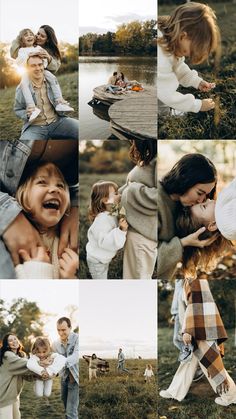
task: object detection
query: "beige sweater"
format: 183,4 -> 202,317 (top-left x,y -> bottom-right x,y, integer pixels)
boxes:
157,182 -> 183,279
0,351 -> 28,408
120,158 -> 157,242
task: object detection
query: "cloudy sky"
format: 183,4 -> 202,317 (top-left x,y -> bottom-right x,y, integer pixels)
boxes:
79,281 -> 157,359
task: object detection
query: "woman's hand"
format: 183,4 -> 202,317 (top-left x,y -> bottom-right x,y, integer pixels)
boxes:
18,246 -> 50,264
183,333 -> 192,345
198,80 -> 216,92
59,248 -> 78,279
58,207 -> 78,257
180,227 -> 218,248
2,213 -> 43,266
200,98 -> 215,112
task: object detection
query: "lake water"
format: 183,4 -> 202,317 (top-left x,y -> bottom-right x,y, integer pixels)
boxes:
79,56 -> 157,140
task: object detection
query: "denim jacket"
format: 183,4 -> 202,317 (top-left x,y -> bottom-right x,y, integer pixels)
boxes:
52,332 -> 79,384
0,140 -> 78,236
14,79 -> 65,134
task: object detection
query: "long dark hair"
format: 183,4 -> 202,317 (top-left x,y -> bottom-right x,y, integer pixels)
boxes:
161,154 -> 217,198
0,333 -> 25,366
39,25 -> 61,60
129,140 -> 157,166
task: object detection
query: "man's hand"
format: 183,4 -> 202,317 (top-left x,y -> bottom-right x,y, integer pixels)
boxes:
58,207 -> 78,256
2,212 -> 43,266
59,248 -> 78,279
26,105 -> 35,118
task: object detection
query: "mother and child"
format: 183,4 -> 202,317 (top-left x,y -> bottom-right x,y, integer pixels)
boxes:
158,2 -> 220,116
106,71 -> 143,94
0,317 -> 79,419
0,140 -> 78,279
86,139 -> 157,279
10,25 -> 78,140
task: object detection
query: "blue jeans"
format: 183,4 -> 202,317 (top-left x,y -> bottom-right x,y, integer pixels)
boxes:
20,117 -> 78,140
61,378 -> 79,419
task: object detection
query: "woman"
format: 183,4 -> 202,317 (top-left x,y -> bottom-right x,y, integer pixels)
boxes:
0,333 -> 29,419
120,139 -> 157,279
158,153 -> 218,280
10,25 -> 61,73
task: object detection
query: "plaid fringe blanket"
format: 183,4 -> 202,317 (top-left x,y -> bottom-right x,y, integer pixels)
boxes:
182,279 -> 228,389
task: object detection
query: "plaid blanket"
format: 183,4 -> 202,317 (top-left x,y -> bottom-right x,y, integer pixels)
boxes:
182,279 -> 228,390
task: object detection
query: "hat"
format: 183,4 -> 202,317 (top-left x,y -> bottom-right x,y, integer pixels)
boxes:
215,178 -> 236,241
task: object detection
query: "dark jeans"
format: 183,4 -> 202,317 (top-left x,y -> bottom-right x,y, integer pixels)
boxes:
20,117 -> 78,140
61,378 -> 79,419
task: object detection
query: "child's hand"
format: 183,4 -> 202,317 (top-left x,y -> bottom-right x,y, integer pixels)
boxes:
119,217 -> 128,232
183,333 -> 192,345
59,248 -> 78,279
18,246 -> 50,264
41,370 -> 50,380
198,80 -> 216,92
200,98 -> 215,112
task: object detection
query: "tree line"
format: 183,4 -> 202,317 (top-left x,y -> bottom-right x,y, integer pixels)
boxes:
79,20 -> 157,56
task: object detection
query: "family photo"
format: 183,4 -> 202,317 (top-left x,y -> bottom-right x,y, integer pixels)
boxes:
158,0 -> 236,139
79,280 -> 157,418
79,139 -> 157,279
0,139 -> 79,279
0,0 -> 78,140
0,280 -> 79,419
158,139 -> 236,281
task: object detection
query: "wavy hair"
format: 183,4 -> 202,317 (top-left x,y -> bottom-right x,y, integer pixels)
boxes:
39,25 -> 61,60
0,333 -> 25,366
88,181 -> 119,222
129,139 -> 157,166
17,28 -> 35,48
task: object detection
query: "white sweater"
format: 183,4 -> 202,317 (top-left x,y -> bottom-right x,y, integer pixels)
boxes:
27,353 -> 66,377
16,46 -> 47,67
86,211 -> 127,264
215,177 -> 236,240
158,32 -> 203,113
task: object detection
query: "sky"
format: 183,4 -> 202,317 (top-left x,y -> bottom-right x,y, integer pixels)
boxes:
0,0 -> 78,44
0,280 -> 79,341
79,0 -> 157,35
79,281 -> 157,359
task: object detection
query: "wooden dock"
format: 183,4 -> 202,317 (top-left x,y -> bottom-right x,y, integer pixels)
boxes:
108,93 -> 157,140
92,84 -> 155,107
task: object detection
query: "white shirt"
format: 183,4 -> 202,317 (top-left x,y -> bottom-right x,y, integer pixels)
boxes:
16,46 -> 48,68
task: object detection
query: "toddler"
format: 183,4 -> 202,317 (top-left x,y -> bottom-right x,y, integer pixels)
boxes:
158,2 -> 220,115
27,337 -> 66,398
144,364 -> 154,383
86,181 -> 128,279
15,162 -> 78,279
15,28 -> 73,122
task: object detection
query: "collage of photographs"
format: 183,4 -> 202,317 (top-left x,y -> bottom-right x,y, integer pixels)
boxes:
0,0 -> 235,418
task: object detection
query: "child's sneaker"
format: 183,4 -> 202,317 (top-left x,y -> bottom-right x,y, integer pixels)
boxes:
56,103 -> 74,112
29,107 -> 41,123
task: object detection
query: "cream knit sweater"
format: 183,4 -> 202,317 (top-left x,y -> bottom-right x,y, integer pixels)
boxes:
215,177 -> 236,240
0,351 -> 28,408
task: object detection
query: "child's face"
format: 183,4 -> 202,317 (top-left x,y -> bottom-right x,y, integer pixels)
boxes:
8,335 -> 20,351
104,186 -> 121,206
177,32 -> 191,57
190,199 -> 216,226
36,346 -> 49,360
28,167 -> 70,229
22,30 -> 35,47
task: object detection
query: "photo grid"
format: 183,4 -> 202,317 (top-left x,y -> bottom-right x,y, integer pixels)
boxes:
0,0 -> 236,418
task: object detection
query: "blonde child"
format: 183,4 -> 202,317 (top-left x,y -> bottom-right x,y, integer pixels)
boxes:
158,2 -> 220,115
14,162 -> 78,279
14,28 -> 73,123
27,337 -> 66,398
144,364 -> 154,383
86,181 -> 128,279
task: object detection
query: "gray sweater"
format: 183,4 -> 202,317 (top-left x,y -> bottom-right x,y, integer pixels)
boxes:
0,351 -> 28,408
120,158 -> 157,242
157,182 -> 183,279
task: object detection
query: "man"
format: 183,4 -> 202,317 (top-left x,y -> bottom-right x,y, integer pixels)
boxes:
14,54 -> 78,140
52,317 -> 79,419
117,348 -> 129,373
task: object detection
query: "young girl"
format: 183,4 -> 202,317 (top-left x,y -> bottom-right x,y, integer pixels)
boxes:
144,364 -> 154,383
86,181 -> 128,279
14,162 -> 78,279
158,2 -> 220,115
27,337 -> 66,398
14,28 -> 73,123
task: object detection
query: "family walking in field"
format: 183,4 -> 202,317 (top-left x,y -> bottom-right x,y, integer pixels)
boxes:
0,317 -> 79,419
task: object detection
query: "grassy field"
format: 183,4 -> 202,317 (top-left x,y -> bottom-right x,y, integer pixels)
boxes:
158,327 -> 236,419
158,2 -> 236,139
0,72 -> 78,140
79,358 -> 157,419
20,376 -> 65,419
79,172 -> 128,279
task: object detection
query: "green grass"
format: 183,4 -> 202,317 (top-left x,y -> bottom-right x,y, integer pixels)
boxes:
79,358 -> 157,419
20,376 -> 65,418
0,72 -> 78,140
158,327 -> 236,419
158,2 -> 236,139
79,172 -> 128,279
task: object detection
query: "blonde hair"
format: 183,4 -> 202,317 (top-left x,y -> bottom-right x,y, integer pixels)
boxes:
31,337 -> 51,355
17,28 -> 35,47
16,162 -> 70,222
176,207 -> 232,278
88,181 -> 119,221
158,2 -> 221,64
